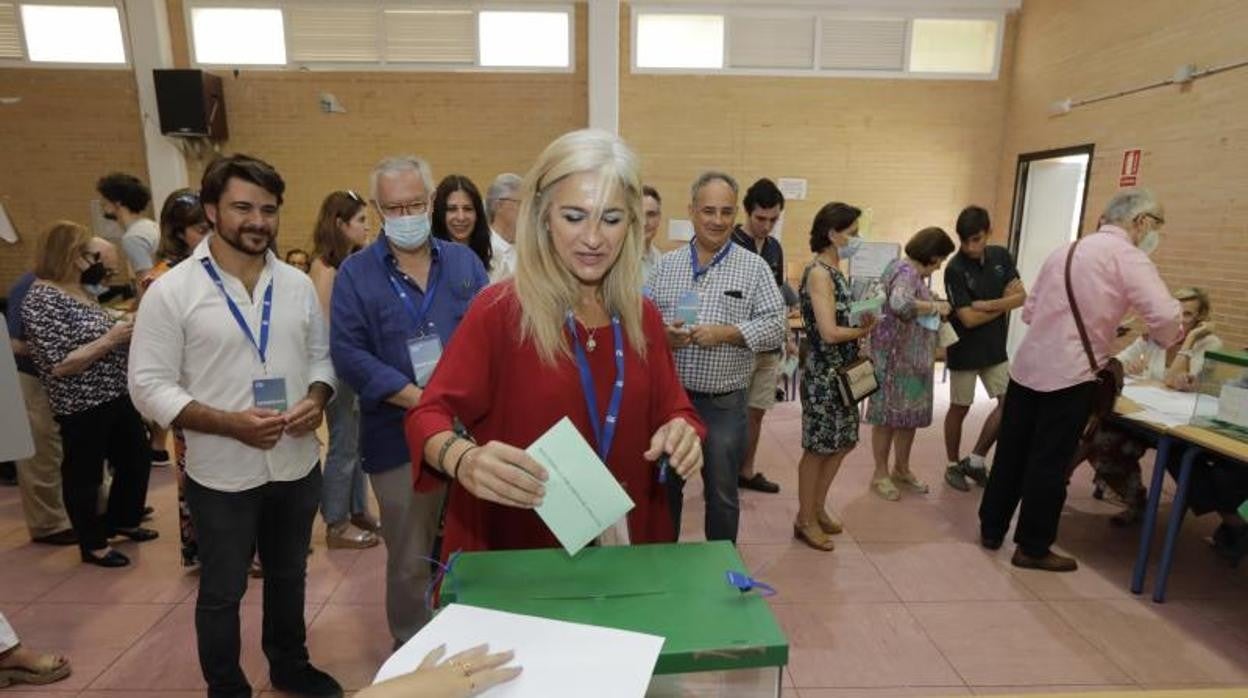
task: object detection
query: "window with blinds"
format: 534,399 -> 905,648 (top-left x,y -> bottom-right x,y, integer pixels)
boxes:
288,5 -> 380,63
383,9 -> 474,64
727,15 -> 814,70
819,18 -> 907,71
0,3 -> 21,59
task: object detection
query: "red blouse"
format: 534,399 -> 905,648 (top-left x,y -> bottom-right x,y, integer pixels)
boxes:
405,282 -> 705,557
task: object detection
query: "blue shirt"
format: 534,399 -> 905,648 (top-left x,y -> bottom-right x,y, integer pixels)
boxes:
6,272 -> 38,376
330,237 -> 488,473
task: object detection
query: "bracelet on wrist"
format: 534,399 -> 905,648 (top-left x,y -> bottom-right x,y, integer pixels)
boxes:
451,445 -> 476,480
435,434 -> 461,474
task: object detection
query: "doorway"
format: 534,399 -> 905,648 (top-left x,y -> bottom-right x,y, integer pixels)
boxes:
1005,145 -> 1094,358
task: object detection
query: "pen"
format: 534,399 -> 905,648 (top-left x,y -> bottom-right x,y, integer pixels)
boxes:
658,455 -> 670,484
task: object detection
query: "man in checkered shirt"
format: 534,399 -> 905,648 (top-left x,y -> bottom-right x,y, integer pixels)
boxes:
647,172 -> 786,543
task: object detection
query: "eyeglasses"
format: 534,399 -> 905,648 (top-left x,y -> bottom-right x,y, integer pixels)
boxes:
1143,213 -> 1165,226
378,200 -> 429,217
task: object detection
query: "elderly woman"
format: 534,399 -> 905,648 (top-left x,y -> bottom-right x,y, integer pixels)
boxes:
1087,287 -> 1222,525
865,227 -> 956,501
21,222 -> 157,568
406,129 -> 705,556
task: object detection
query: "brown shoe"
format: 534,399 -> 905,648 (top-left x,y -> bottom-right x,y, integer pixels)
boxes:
817,510 -> 843,535
326,522 -> 379,549
1011,549 -> 1078,572
350,513 -> 382,534
793,522 -> 835,551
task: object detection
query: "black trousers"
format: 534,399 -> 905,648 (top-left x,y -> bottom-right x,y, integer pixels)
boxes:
185,466 -> 322,698
55,395 -> 152,554
979,379 -> 1094,557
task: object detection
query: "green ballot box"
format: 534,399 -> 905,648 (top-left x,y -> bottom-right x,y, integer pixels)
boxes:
441,541 -> 790,696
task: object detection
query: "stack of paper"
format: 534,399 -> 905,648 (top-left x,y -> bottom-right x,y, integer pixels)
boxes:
374,604 -> 664,697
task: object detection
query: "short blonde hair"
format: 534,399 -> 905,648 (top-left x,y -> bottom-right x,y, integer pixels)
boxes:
1174,287 -> 1211,320
33,220 -> 93,282
513,129 -> 647,365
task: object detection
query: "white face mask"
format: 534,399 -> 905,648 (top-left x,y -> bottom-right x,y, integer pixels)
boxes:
384,213 -> 432,251
837,236 -> 864,259
84,283 -> 109,297
1137,228 -> 1160,256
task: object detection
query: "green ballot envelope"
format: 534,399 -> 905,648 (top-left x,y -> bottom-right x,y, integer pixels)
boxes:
848,295 -> 884,326
440,541 -> 789,677
528,417 -> 635,556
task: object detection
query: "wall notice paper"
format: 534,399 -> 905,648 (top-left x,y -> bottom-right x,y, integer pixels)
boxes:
667,218 -> 694,242
848,241 -> 901,280
776,177 -> 807,201
0,202 -> 17,243
529,417 -> 635,556
374,604 -> 665,698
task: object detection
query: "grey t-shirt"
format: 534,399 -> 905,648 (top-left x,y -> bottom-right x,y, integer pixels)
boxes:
121,217 -> 160,274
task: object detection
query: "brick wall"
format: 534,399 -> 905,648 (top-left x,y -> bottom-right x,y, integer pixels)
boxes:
0,69 -> 148,289
619,7 -> 1016,290
995,0 -> 1248,348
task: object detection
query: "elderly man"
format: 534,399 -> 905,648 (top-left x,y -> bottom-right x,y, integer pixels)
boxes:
979,188 -> 1181,572
485,173 -> 522,281
330,156 -> 488,646
648,172 -> 786,543
730,177 -> 787,495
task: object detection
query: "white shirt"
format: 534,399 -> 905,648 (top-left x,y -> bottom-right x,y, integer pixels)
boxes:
121,217 -> 160,274
489,229 -> 516,282
642,243 -> 663,285
128,238 -> 336,492
1117,333 -> 1222,382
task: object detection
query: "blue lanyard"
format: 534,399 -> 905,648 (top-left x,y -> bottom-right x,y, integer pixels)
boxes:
566,313 -> 625,462
200,258 -> 273,365
690,239 -> 732,281
377,244 -> 441,330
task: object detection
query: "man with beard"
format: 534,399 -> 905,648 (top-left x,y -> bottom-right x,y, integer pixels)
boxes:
96,172 -> 159,279
128,154 -> 342,697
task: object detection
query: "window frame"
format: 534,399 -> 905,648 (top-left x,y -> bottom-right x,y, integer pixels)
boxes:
183,0 -> 576,74
630,4 -> 1005,81
1,0 -> 131,69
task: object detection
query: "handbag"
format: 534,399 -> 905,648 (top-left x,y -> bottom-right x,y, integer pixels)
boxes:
835,356 -> 879,407
1064,238 -> 1125,439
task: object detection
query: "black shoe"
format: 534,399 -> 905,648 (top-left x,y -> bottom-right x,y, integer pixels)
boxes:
271,664 -> 343,698
32,529 -> 79,546
1011,548 -> 1078,572
142,505 -> 155,521
739,472 -> 781,494
150,448 -> 171,467
82,549 -> 130,567
0,461 -> 16,486
110,526 -> 160,542
981,534 -> 1003,550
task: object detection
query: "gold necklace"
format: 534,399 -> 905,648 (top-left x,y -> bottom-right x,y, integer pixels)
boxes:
573,315 -> 598,352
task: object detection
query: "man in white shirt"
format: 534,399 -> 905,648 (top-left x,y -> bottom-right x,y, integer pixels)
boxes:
129,155 -> 342,698
485,172 -> 522,282
96,172 -> 160,278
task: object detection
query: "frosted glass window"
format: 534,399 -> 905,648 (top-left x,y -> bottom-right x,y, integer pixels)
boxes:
478,11 -> 569,68
908,18 -> 997,74
21,4 -> 125,63
636,13 -> 723,69
192,7 -> 286,65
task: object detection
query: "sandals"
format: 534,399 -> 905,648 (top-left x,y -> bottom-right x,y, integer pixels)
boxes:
891,472 -> 930,494
794,522 -> 835,551
817,510 -> 843,535
872,477 -> 901,501
0,649 -> 72,688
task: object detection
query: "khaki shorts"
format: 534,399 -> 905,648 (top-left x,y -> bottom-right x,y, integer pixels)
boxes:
950,361 -> 1010,407
747,351 -> 782,411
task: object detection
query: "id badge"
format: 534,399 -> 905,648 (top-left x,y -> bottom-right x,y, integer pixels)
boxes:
407,333 -> 443,388
252,376 -> 288,412
676,289 -> 700,326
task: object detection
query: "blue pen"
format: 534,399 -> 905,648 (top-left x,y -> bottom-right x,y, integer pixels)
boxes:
658,455 -> 670,484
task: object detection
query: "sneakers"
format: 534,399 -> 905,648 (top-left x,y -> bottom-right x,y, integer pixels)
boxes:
1011,549 -> 1078,572
946,458 -> 988,492
271,663 -> 342,698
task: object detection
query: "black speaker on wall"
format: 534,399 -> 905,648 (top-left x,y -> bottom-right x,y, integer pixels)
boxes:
153,69 -> 228,141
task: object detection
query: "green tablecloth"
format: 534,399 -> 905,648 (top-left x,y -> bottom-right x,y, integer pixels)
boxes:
441,541 -> 789,674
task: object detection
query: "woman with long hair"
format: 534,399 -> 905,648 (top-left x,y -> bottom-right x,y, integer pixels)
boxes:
310,190 -> 380,548
406,129 -> 705,556
431,174 -> 493,272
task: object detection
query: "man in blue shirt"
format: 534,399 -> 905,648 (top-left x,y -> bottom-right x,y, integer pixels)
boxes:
6,271 -> 74,544
330,155 -> 488,647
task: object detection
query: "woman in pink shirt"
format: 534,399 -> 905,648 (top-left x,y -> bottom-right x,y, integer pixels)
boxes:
978,188 -> 1182,573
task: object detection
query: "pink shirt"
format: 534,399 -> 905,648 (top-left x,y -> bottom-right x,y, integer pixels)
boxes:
1010,225 -> 1182,392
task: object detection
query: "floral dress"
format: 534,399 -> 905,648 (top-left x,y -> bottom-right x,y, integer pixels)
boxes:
799,261 -> 861,453
865,259 -> 937,429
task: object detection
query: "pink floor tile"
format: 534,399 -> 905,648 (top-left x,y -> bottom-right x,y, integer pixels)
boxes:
861,542 -> 1035,602
739,542 -> 901,604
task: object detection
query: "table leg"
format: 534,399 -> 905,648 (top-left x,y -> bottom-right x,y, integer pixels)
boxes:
775,666 -> 783,698
1131,435 -> 1174,594
1153,445 -> 1203,604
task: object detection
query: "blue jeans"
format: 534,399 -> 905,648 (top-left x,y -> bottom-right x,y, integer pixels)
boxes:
321,382 -> 368,525
667,389 -> 747,543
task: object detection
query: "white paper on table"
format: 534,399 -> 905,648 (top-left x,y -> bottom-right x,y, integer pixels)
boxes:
1123,409 -> 1189,429
1121,385 -> 1199,418
374,604 -> 665,698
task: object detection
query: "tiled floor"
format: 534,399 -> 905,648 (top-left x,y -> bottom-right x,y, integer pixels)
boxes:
2,386 -> 1247,696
